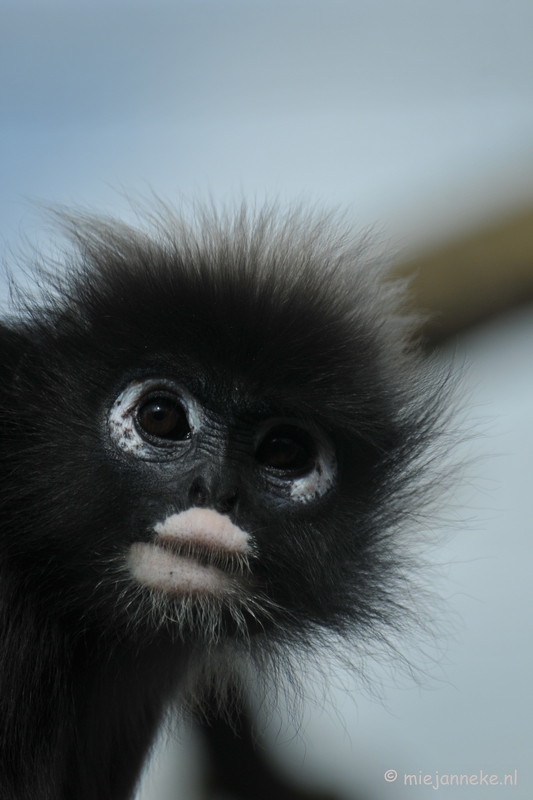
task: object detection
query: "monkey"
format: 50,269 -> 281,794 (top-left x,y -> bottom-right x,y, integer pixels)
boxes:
0,203 -> 449,800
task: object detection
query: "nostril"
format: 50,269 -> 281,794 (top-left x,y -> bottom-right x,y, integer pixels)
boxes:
218,490 -> 238,514
188,477 -> 208,507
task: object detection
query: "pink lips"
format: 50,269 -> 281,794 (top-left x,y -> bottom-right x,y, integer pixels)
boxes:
128,508 -> 250,595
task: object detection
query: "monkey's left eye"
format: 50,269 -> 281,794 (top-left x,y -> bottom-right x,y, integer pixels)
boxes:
255,425 -> 316,473
137,396 -> 191,441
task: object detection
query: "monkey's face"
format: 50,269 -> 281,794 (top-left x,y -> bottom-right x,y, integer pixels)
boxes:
103,371 -> 340,640
0,291 -> 408,654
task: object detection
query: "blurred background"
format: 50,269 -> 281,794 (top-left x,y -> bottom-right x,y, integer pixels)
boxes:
1,1 -> 533,797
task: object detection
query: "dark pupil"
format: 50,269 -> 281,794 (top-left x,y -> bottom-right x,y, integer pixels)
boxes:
255,425 -> 315,472
138,397 -> 190,441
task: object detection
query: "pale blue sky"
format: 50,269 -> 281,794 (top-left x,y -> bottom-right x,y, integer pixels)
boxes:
2,0 -> 533,250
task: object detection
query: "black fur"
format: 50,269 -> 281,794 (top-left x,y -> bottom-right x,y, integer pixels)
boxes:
0,204 -> 449,799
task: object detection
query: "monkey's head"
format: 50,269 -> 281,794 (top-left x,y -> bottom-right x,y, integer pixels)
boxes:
0,206 -> 446,670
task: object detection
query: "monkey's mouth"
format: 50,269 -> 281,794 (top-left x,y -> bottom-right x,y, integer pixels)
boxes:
156,537 -> 250,574
128,508 -> 252,596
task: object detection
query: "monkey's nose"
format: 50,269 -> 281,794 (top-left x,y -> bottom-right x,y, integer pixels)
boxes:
188,477 -> 208,507
217,490 -> 238,513
187,477 -> 239,514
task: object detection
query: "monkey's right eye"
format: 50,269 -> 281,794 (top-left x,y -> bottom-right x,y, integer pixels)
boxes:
109,379 -> 202,457
137,396 -> 191,441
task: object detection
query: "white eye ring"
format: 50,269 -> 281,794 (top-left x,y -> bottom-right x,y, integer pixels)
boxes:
108,379 -> 203,456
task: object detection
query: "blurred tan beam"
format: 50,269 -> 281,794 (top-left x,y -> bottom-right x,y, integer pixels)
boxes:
391,205 -> 533,344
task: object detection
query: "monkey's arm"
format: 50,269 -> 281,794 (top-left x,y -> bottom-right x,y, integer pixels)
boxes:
0,578 -> 177,800
0,582 -> 69,798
